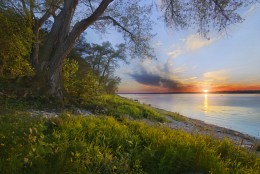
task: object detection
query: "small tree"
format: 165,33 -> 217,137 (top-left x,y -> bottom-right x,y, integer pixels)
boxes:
82,41 -> 126,90
69,40 -> 125,94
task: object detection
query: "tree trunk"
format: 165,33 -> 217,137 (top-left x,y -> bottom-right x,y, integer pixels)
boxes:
30,0 -> 113,100
32,42 -> 75,100
30,24 -> 40,68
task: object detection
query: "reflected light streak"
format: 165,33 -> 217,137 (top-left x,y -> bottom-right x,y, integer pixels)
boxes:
204,93 -> 208,112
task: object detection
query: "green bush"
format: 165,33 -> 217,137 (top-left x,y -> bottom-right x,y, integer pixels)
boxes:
62,58 -> 101,102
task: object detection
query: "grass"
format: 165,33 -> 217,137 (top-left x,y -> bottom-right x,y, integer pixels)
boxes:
82,95 -> 167,122
0,95 -> 259,173
156,109 -> 187,122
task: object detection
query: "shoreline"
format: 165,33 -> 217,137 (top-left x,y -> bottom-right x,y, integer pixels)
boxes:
118,95 -> 259,148
152,107 -> 259,150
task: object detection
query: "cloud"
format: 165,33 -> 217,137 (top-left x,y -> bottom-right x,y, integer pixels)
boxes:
164,48 -> 182,75
243,4 -> 259,18
167,48 -> 182,59
203,70 -> 229,81
154,41 -> 163,47
129,66 -> 188,90
185,34 -> 216,51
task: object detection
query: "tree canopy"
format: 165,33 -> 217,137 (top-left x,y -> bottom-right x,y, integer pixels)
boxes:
0,0 -> 258,100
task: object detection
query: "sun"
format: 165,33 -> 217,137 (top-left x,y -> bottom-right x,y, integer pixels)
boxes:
203,89 -> 208,93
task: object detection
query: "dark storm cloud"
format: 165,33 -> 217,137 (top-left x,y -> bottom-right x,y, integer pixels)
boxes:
130,73 -> 161,86
129,68 -> 184,90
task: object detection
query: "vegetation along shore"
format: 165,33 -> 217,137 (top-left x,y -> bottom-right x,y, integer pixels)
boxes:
0,94 -> 259,173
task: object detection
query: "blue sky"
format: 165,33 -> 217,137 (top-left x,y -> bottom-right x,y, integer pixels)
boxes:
87,3 -> 260,93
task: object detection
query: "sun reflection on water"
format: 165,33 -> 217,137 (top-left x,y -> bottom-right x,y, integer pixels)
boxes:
204,93 -> 208,112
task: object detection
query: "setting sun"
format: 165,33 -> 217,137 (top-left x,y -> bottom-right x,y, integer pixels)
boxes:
203,89 -> 208,93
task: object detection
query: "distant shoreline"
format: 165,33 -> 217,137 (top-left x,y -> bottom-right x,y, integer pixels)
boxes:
118,90 -> 260,94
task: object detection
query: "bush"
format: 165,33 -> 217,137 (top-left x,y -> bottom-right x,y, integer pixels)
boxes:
62,58 -> 101,102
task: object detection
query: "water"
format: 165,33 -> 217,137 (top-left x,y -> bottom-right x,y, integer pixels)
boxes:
119,93 -> 260,138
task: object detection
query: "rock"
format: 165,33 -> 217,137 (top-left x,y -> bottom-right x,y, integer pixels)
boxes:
72,107 -> 92,116
30,110 -> 59,118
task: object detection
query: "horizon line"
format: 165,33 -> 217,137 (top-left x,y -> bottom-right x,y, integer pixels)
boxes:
117,90 -> 260,94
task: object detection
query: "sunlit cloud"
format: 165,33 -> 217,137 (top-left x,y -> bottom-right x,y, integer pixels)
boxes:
184,34 -> 216,51
167,48 -> 182,59
203,70 -> 229,82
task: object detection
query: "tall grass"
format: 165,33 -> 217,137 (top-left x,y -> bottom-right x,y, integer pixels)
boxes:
83,95 -> 167,122
0,95 -> 259,173
0,113 -> 259,173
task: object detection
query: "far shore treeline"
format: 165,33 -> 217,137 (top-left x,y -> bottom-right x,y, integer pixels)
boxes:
118,90 -> 260,94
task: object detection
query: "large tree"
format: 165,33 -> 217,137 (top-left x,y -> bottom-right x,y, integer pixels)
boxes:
1,0 -> 257,99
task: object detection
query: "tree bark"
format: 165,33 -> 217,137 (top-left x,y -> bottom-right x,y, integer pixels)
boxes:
30,23 -> 39,68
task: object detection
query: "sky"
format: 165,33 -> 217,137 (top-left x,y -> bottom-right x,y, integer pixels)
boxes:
88,2 -> 260,93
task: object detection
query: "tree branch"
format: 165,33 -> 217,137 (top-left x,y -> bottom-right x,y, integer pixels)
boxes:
212,0 -> 230,21
67,0 -> 113,45
19,0 -> 30,16
88,0 -> 94,13
9,1 -> 24,17
38,12 -> 51,27
98,16 -> 135,41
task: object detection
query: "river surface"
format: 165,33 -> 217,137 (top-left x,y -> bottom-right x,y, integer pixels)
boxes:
119,93 -> 260,138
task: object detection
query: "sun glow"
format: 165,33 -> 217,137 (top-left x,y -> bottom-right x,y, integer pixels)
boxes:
203,89 -> 208,93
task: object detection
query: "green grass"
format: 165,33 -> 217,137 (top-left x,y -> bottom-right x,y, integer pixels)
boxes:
0,113 -> 259,174
0,95 -> 259,173
157,109 -> 187,122
83,95 -> 167,122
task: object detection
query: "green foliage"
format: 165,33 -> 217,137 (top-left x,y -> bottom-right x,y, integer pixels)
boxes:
84,95 -> 175,122
158,109 -> 187,122
0,9 -> 34,78
74,40 -> 126,94
62,58 -> 101,102
0,112 -> 259,173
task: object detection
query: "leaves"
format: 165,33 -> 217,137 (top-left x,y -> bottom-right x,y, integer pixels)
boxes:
160,0 -> 256,37
0,9 -> 34,78
62,58 -> 100,101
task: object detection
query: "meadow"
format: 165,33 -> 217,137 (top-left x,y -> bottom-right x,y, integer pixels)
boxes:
0,95 -> 259,173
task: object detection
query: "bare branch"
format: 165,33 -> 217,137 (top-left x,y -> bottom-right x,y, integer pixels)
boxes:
67,0 -> 113,44
212,0 -> 230,21
19,0 -> 30,16
98,16 -> 135,41
88,0 -> 94,13
9,1 -> 24,17
38,11 -> 51,27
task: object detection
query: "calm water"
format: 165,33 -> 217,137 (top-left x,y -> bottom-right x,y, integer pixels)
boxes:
119,94 -> 260,138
